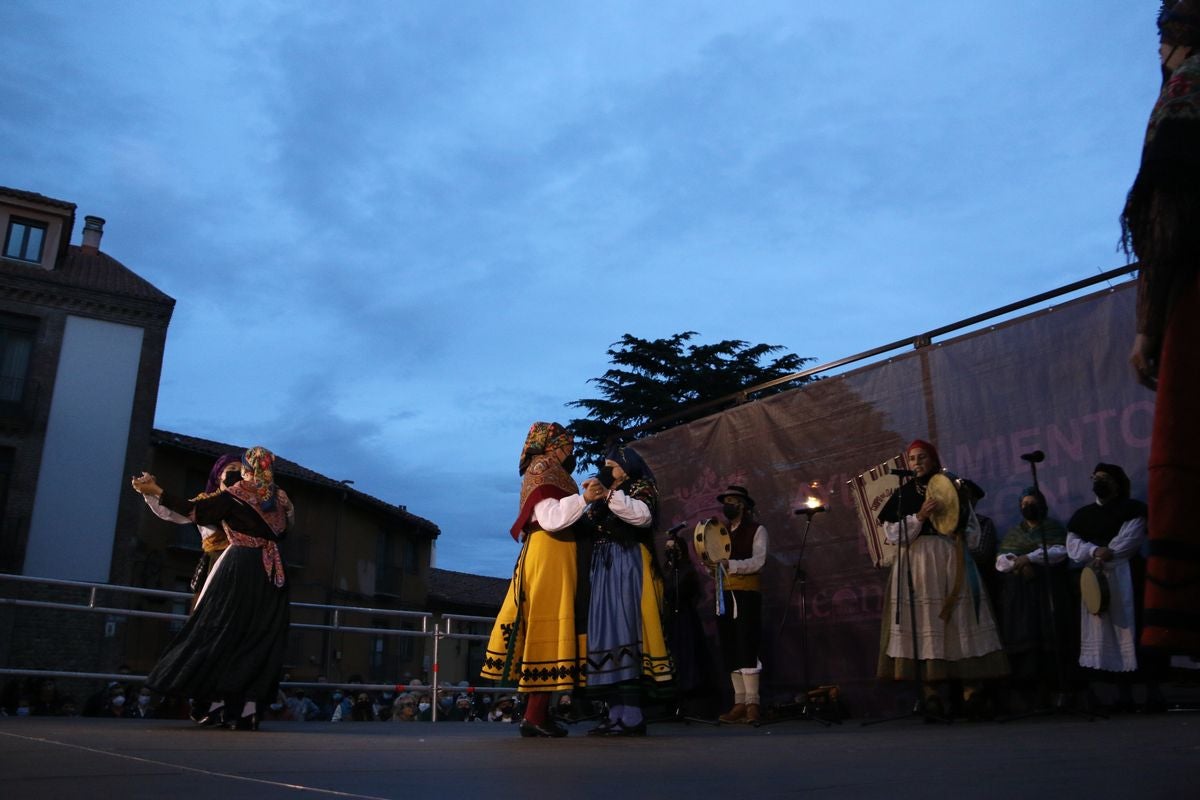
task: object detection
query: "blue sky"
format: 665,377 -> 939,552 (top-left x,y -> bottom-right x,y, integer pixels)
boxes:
2,1 -> 1155,576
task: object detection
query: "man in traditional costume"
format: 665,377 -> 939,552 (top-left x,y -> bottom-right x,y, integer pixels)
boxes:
1124,0 -> 1200,659
481,422 -> 585,737
713,485 -> 768,725
995,488 -> 1071,709
577,444 -> 674,736
1066,463 -> 1165,711
876,440 -> 1007,719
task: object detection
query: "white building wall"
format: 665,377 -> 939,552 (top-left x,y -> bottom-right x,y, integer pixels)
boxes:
24,315 -> 143,581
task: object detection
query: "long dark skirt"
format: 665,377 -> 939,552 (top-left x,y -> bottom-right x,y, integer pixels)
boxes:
999,564 -> 1072,681
147,545 -> 289,705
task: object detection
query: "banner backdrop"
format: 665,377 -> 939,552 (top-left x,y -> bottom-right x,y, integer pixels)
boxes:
633,283 -> 1152,715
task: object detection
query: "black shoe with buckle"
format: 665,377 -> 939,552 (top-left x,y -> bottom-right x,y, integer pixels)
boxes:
603,720 -> 647,737
586,718 -> 618,736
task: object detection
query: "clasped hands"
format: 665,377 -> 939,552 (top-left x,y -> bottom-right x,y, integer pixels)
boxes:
130,471 -> 163,497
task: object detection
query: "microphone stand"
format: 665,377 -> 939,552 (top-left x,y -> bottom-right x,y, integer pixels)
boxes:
648,526 -> 718,727
1000,457 -> 1102,723
762,508 -> 835,726
864,469 -> 950,726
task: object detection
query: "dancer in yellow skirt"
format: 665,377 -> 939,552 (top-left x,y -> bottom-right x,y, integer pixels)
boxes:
481,422 -> 586,737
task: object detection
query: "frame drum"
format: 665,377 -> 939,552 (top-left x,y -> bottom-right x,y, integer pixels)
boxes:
693,518 -> 731,567
926,472 -> 964,535
1081,563 -> 1110,615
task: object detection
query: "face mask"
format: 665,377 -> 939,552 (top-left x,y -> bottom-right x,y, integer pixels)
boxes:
561,453 -> 576,474
223,472 -> 240,488
597,465 -> 616,489
270,702 -> 283,711
418,702 -> 430,712
138,695 -> 151,706
111,695 -> 126,707
1093,479 -> 1115,502
722,503 -> 740,520
1020,505 -> 1042,522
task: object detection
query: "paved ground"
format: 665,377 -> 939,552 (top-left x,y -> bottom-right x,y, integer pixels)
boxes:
2,711 -> 1199,800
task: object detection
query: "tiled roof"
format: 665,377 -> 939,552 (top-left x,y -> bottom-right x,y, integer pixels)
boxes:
151,428 -> 439,536
427,568 -> 508,611
0,245 -> 174,309
0,185 -> 76,211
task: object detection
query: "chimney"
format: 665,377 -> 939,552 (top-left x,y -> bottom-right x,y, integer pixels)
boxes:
80,215 -> 105,255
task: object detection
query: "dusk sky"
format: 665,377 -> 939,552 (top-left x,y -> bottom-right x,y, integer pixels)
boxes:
3,2 -> 1154,577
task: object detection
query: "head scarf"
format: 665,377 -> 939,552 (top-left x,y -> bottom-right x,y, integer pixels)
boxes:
1160,1 -> 1200,47
906,439 -> 942,472
511,423 -> 579,540
204,453 -> 242,494
518,422 -> 573,476
241,446 -> 279,511
605,443 -> 653,483
1122,6 -> 1200,341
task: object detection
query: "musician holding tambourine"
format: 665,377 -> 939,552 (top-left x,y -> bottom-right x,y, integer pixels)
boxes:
1065,463 -> 1166,712
876,440 -> 1008,720
700,485 -> 768,725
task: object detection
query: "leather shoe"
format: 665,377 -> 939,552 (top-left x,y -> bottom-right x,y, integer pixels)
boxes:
745,703 -> 761,725
586,718 -> 617,736
719,703 -> 746,723
193,705 -> 225,727
225,712 -> 259,731
519,719 -> 567,738
602,720 -> 647,737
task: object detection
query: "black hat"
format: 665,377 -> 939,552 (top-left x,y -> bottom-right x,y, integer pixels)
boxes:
716,484 -> 755,508
1092,463 -> 1131,498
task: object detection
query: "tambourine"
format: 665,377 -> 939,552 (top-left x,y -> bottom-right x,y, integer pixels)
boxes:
926,471 -> 968,535
1080,563 -> 1110,615
693,518 -> 731,568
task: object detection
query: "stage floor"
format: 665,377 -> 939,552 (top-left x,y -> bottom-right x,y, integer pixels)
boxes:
2,712 -> 1198,799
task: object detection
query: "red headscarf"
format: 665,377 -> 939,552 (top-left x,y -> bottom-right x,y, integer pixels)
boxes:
906,439 -> 942,471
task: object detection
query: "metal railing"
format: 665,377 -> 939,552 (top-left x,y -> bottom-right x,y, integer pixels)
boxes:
0,572 -> 516,722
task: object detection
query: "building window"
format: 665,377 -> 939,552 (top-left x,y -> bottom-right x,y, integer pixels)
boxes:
3,218 -> 47,263
375,530 -> 402,596
403,538 -> 420,575
0,314 -> 36,408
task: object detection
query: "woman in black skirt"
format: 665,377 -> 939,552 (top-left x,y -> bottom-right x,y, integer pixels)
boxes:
132,446 -> 294,730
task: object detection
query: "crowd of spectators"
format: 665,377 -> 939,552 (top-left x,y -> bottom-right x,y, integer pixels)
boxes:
1,672 -> 535,724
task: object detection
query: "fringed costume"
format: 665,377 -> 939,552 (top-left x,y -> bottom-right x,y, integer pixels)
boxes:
145,446 -> 293,730
1124,1 -> 1200,657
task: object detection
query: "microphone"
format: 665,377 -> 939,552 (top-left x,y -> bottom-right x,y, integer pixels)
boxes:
665,522 -> 687,535
794,505 -> 827,516
1020,450 -> 1045,464
890,469 -> 916,477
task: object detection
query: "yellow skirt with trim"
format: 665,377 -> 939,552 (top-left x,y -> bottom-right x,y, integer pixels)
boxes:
481,529 -> 584,692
